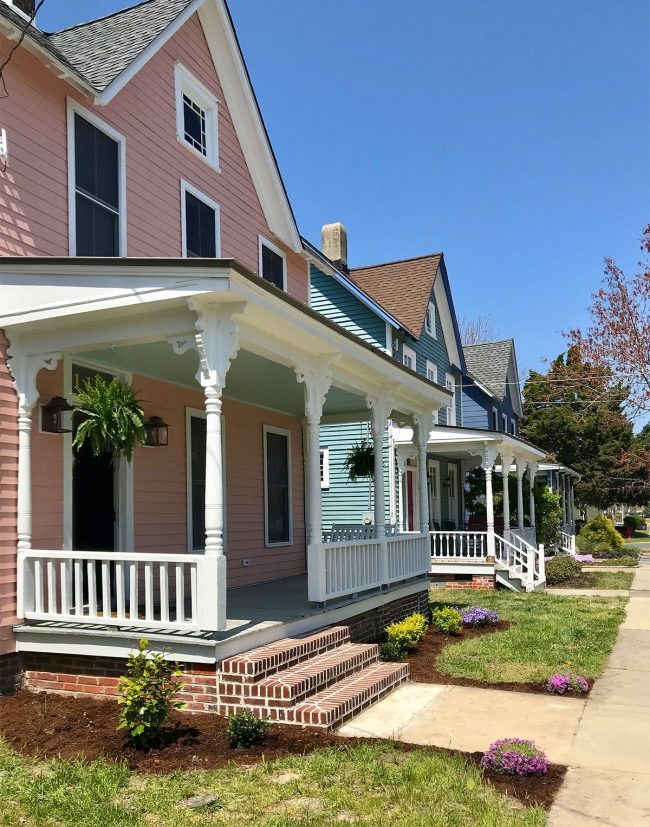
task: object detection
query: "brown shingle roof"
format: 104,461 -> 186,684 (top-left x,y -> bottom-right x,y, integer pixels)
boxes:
349,253 -> 443,338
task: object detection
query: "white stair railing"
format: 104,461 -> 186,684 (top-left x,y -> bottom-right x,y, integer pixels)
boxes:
494,533 -> 543,592
559,532 -> 576,553
430,531 -> 489,561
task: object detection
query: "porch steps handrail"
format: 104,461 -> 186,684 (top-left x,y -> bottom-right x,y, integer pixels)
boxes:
494,533 -> 544,592
430,531 -> 489,562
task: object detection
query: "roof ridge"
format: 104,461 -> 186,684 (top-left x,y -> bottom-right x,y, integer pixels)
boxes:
464,338 -> 514,348
350,252 -> 443,271
49,0 -> 153,34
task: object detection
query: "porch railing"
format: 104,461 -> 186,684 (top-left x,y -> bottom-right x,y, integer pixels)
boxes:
560,531 -> 576,553
18,549 -> 223,632
495,533 -> 544,592
507,526 -> 537,547
430,531 -> 489,561
307,532 -> 429,603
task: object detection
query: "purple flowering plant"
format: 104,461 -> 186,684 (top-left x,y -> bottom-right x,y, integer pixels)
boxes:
546,672 -> 589,695
481,738 -> 550,776
461,606 -> 499,628
573,554 -> 595,563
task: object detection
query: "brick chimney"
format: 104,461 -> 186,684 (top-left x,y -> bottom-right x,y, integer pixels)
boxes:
322,222 -> 348,272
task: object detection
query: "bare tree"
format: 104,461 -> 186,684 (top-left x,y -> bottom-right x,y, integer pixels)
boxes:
459,314 -> 500,345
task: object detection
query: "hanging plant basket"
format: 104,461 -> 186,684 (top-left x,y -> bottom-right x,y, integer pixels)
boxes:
72,376 -> 146,464
343,440 -> 375,481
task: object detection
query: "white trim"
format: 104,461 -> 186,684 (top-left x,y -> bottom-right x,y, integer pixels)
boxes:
445,372 -> 456,427
258,234 -> 287,291
425,301 -> 437,339
510,418 -> 517,435
402,344 -> 416,371
491,406 -> 498,431
433,270 -> 462,370
319,446 -> 330,489
180,178 -> 221,257
502,413 -> 508,433
426,361 -> 438,423
67,97 -> 127,257
185,406 -> 227,553
263,424 -> 293,547
174,62 -> 220,171
385,322 -> 393,356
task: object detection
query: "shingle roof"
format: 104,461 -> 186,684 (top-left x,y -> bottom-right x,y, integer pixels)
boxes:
48,0 -> 195,92
348,253 -> 443,338
463,339 -> 514,401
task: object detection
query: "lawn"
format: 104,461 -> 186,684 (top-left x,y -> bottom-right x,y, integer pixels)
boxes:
547,570 -> 634,590
0,738 -> 547,827
429,588 -> 627,684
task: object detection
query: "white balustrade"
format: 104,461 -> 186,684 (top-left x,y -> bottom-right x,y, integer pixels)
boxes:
18,549 -> 218,631
560,531 -> 576,553
430,531 -> 489,561
495,533 -> 542,592
388,533 -> 432,583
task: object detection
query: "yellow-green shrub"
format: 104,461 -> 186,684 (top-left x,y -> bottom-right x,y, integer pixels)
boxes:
385,613 -> 428,650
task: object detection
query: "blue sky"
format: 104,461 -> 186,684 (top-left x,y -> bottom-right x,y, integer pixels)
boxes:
37,0 -> 650,377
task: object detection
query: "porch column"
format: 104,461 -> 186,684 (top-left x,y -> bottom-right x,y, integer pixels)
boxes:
413,412 -> 433,534
367,394 -> 394,587
478,445 -> 499,557
515,457 -> 527,530
528,461 -> 538,530
500,451 -> 514,532
569,479 -> 576,532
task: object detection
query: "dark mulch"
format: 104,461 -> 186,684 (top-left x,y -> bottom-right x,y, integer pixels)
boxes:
404,623 -> 591,696
0,691 -> 565,809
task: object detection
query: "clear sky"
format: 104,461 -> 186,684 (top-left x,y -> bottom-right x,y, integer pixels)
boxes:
37,0 -> 650,376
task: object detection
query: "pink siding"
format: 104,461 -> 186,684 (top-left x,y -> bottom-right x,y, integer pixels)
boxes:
0,333 -> 18,654
0,14 -> 308,302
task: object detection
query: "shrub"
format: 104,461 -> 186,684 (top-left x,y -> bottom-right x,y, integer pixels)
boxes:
546,673 -> 589,695
624,514 -> 646,530
117,638 -> 184,748
605,555 -> 639,567
378,640 -> 404,662
385,613 -> 429,650
481,739 -> 549,776
577,515 -> 624,554
430,606 -> 462,635
545,554 -> 582,584
461,606 -> 499,628
595,544 -> 640,561
226,710 -> 269,747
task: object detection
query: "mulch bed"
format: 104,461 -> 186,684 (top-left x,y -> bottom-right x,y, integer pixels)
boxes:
0,691 -> 565,809
404,623 -> 591,696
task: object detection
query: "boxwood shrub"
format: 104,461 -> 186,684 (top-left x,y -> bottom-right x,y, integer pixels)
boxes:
546,554 -> 582,584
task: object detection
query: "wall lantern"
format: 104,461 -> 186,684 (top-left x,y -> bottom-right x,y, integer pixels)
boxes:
144,415 -> 169,447
41,396 -> 75,433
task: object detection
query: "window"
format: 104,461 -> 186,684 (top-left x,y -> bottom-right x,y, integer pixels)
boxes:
424,301 -> 437,338
181,180 -> 220,258
426,360 -> 437,384
186,408 -> 226,551
492,407 -> 498,430
402,344 -> 416,371
502,413 -> 508,433
320,447 -> 330,489
68,100 -> 125,256
510,418 -> 517,435
264,426 -> 292,545
259,236 -> 287,290
175,63 -> 219,169
445,372 -> 456,426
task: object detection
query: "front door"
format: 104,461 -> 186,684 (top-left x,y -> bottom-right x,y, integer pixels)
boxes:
427,459 -> 441,528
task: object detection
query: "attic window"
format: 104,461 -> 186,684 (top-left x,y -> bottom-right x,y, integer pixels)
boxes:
259,236 -> 287,290
175,63 -> 219,170
425,301 -> 436,338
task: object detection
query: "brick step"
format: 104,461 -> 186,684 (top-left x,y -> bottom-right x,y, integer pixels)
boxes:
255,643 -> 379,706
219,625 -> 350,682
293,662 -> 409,729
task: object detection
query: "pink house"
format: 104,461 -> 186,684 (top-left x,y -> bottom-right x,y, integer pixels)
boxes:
0,0 -> 449,726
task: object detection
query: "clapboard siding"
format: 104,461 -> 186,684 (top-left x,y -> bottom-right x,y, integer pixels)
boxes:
462,382 -> 490,429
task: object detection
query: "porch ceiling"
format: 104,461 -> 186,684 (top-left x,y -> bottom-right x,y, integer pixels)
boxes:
79,342 -> 367,418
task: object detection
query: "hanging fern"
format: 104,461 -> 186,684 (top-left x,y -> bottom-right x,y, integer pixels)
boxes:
72,376 -> 146,464
343,439 -> 375,481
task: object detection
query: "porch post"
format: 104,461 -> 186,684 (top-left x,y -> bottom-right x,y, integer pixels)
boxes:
569,479 -> 576,533
478,444 -> 499,557
367,394 -> 394,585
515,457 -> 527,530
528,461 -> 538,531
560,473 -> 567,527
500,451 -> 514,533
413,412 -> 433,534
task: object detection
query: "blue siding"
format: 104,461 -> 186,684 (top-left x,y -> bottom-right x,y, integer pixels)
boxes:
462,381 -> 490,429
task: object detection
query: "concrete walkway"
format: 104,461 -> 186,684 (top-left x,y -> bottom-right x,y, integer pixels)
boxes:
549,587 -> 630,597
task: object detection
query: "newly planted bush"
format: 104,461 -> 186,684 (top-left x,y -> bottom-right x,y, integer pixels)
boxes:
226,710 -> 269,747
546,673 -> 589,695
117,638 -> 184,748
481,738 -> 549,776
384,613 -> 428,650
577,515 -> 624,554
545,554 -> 582,584
430,606 -> 462,635
378,640 -> 404,662
461,606 -> 499,628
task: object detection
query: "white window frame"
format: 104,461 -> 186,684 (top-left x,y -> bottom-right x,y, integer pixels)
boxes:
67,97 -> 127,256
180,179 -> 221,258
425,301 -> 437,338
426,360 -> 439,424
491,407 -> 498,431
445,372 -> 456,426
174,62 -> 220,170
185,407 -> 227,553
258,235 -> 287,291
510,418 -> 517,435
320,446 -> 330,489
502,413 -> 508,433
263,425 -> 293,547
402,344 -> 416,371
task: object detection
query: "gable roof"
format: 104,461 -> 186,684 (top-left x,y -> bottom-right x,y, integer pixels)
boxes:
349,254 -> 442,339
463,339 -> 516,401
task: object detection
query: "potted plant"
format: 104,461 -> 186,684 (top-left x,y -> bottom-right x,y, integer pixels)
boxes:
343,439 -> 374,481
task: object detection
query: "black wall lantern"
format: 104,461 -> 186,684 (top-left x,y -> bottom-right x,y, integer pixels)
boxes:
144,415 -> 169,447
41,396 -> 75,434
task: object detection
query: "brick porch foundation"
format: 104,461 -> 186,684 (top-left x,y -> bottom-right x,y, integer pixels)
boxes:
430,574 -> 495,590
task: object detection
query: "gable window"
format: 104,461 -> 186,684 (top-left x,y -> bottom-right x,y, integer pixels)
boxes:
320,447 -> 330,489
492,407 -> 498,430
181,180 -> 220,258
264,426 -> 292,545
175,63 -> 219,169
445,372 -> 456,426
424,301 -> 437,338
402,344 -> 416,371
510,418 -> 517,435
259,236 -> 287,290
68,100 -> 126,256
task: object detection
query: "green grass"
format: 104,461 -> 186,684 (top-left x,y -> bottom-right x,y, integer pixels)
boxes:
429,588 -> 627,684
624,531 -> 650,543
548,571 -> 634,590
0,739 -> 546,827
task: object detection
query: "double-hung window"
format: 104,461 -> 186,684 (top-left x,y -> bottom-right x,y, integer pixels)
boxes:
510,418 -> 517,435
181,180 -> 220,258
175,63 -> 219,169
502,413 -> 508,433
259,236 -> 287,290
426,361 -> 439,423
69,101 -> 125,256
264,426 -> 292,545
445,372 -> 456,426
402,344 -> 416,371
424,301 -> 437,338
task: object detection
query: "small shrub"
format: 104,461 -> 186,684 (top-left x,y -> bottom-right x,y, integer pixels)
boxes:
577,515 -> 624,554
461,606 -> 499,628
546,673 -> 589,695
481,738 -> 550,776
430,606 -> 462,635
596,545 -> 641,561
226,710 -> 269,747
117,638 -> 184,748
545,554 -> 582,584
603,555 -> 639,567
379,640 -> 404,662
385,613 -> 429,650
